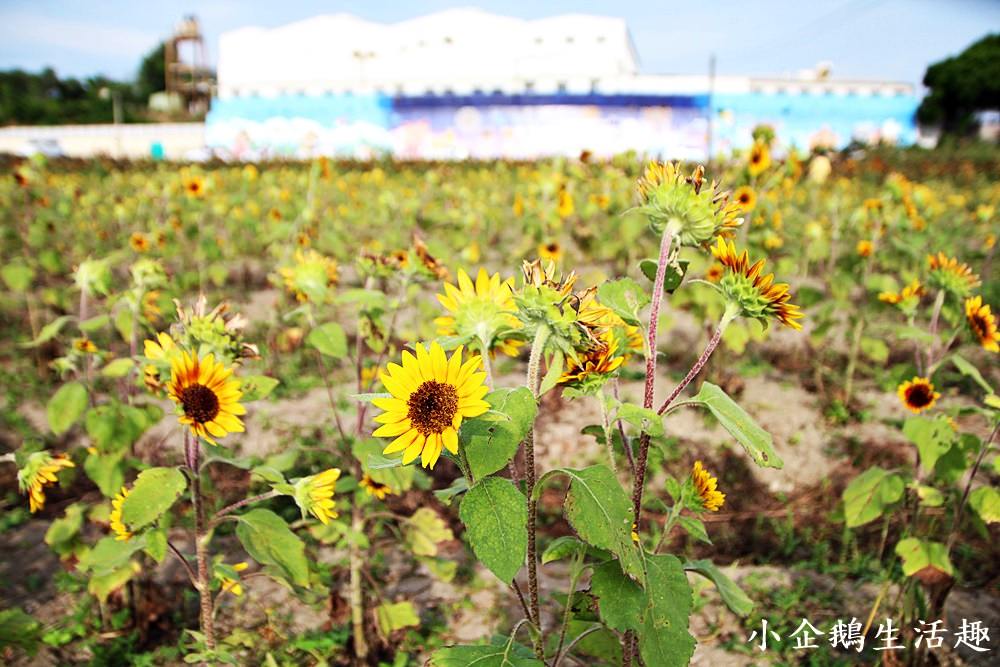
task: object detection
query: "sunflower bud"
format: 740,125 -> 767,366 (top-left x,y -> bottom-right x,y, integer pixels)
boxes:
635,161 -> 743,246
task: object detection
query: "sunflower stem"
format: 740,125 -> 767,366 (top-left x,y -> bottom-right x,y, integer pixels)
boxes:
524,324 -> 549,658
655,305 -> 735,416
598,391 -> 618,474
349,503 -> 369,660
186,433 -> 215,651
946,422 -> 998,554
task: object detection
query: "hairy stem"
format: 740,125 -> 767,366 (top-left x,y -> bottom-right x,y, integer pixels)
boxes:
187,433 -> 215,651
525,324 -> 549,657
350,504 -> 369,660
212,490 -> 280,522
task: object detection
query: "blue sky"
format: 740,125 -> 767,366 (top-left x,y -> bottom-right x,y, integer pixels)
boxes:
1,0 -> 997,87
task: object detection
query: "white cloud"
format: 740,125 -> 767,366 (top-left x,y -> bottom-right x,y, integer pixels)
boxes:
0,10 -> 160,59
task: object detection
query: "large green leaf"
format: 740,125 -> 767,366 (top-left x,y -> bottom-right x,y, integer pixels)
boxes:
431,640 -> 543,666
236,509 -> 310,588
120,467 -> 187,531
375,601 -> 420,635
78,535 -> 146,576
404,507 -> 454,557
461,387 -> 537,479
83,449 -> 126,497
903,416 -> 955,474
684,559 -> 753,617
459,477 -> 527,584
306,322 -> 348,359
558,465 -> 643,580
47,381 -> 88,435
895,537 -> 954,578
597,277 -> 651,326
591,560 -> 644,631
842,467 -> 905,528
951,354 -> 994,394
690,382 -> 782,469
969,486 -> 1000,524
638,555 -> 696,667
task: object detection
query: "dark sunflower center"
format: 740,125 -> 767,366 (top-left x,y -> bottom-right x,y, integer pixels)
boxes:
970,314 -> 988,338
740,194 -> 751,204
407,380 -> 459,435
906,384 -> 933,408
546,243 -> 559,252
180,384 -> 220,424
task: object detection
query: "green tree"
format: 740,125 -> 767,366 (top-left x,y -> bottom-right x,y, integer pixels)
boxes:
917,33 -> 1000,135
136,42 -> 166,101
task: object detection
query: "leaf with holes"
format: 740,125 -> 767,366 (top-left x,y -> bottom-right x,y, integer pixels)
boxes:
120,467 -> 187,531
461,387 -> 536,479
459,477 -> 526,584
638,555 -> 696,667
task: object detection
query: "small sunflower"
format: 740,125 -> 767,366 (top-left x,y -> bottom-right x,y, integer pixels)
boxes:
559,331 -> 625,388
965,296 -> 999,352
360,474 -> 393,500
856,240 -> 874,258
878,279 -> 925,305
557,188 -> 575,218
512,193 -> 525,217
898,376 -> 940,414
167,351 -> 246,444
733,186 -> 757,212
73,337 -> 98,354
294,468 -> 341,524
538,241 -> 563,264
711,237 -> 803,329
219,562 -> 250,596
18,452 -> 74,513
129,232 -> 150,253
927,252 -> 980,296
434,268 -> 523,357
747,141 -> 771,177
705,263 -> 724,283
373,342 -> 490,469
691,460 -> 725,512
109,486 -> 132,541
183,175 -> 205,198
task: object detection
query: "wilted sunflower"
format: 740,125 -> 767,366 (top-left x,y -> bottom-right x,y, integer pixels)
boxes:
965,296 -> 999,352
747,141 -> 771,177
691,460 -> 725,512
856,240 -> 874,258
360,474 -> 393,500
878,279 -> 925,305
167,351 -> 246,444
413,235 -> 449,280
373,342 -> 490,469
559,331 -> 625,387
434,268 -> 523,357
109,486 -> 132,541
538,240 -> 563,264
898,376 -> 940,414
733,186 -> 757,212
18,452 -> 74,513
927,252 -> 980,296
294,468 -> 341,524
711,238 -> 803,329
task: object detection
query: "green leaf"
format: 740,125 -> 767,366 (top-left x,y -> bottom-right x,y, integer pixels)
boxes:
541,536 -> 586,564
236,509 -> 310,588
307,322 -> 348,359
0,607 -> 43,656
638,554 -> 696,667
1,262 -> 35,291
969,486 -> 1000,524
83,450 -> 125,497
79,314 -> 110,333
101,358 -> 135,378
691,382 -> 782,468
354,439 -> 414,492
677,516 -> 712,545
143,528 -> 168,563
461,387 -> 537,479
860,337 -> 889,364
120,467 -> 187,531
431,640 -> 543,667
684,559 -> 753,617
404,507 -> 454,557
79,535 -> 145,576
89,563 -> 138,603
47,381 -> 88,435
240,375 -> 280,402
640,258 -> 689,293
45,503 -> 86,550
951,354 -> 994,394
842,467 -> 905,528
903,416 -> 955,474
591,560 -> 644,631
895,537 -> 954,578
597,277 -> 651,326
538,349 -> 564,396
614,401 -> 664,437
558,465 -> 643,580
459,477 -> 527,584
375,601 -> 420,635
23,315 -> 71,348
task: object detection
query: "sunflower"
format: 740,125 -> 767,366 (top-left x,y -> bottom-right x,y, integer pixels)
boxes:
360,474 -> 393,500
434,268 -> 523,357
73,337 -> 98,353
711,237 -> 803,329
856,240 -> 874,258
167,351 -> 246,444
294,468 -> 341,524
898,377 -> 940,414
635,161 -> 743,245
559,331 -> 625,387
691,460 -> 725,512
183,175 -> 205,198
878,279 -> 925,305
109,486 -> 132,541
575,291 -> 643,356
277,249 -> 339,303
130,232 -> 150,253
927,252 -> 980,296
512,193 -> 525,217
706,263 -> 724,283
413,235 -> 449,280
557,188 -> 575,218
747,141 -> 771,177
220,562 -> 250,596
733,186 -> 757,212
965,296 -> 999,352
538,241 -> 563,264
18,452 -> 75,513
373,342 -> 490,469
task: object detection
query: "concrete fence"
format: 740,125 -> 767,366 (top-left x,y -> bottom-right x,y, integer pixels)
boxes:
0,123 -> 206,160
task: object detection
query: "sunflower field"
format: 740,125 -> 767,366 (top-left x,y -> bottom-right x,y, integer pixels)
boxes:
0,145 -> 997,667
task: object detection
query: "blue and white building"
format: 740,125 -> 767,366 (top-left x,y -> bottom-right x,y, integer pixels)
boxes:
206,8 -> 920,159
